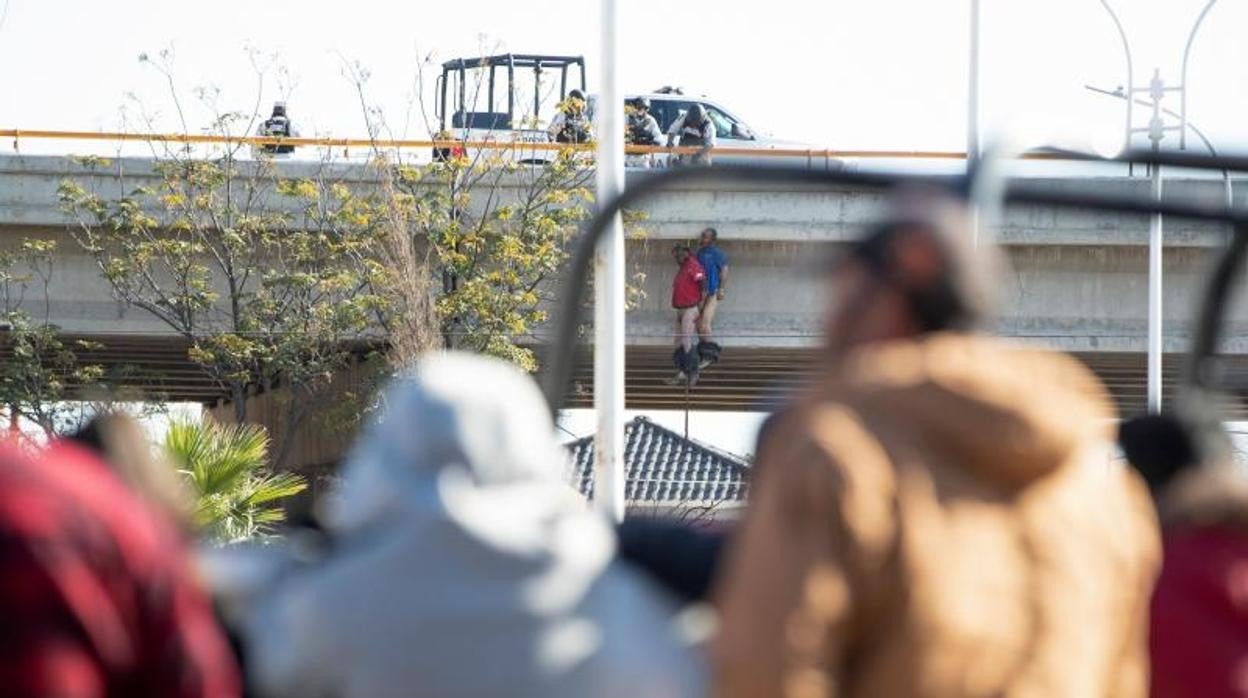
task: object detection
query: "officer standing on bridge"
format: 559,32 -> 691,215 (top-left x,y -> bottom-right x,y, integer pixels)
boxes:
547,89 -> 593,145
626,97 -> 664,167
256,102 -> 299,156
666,103 -> 715,166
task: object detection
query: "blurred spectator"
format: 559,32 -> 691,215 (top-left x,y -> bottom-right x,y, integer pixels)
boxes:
243,352 -> 704,698
616,517 -> 727,604
0,439 -> 239,698
68,413 -> 192,531
712,189 -> 1160,697
1120,413 -> 1248,697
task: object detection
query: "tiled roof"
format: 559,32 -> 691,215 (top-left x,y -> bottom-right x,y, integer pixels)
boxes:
565,417 -> 751,505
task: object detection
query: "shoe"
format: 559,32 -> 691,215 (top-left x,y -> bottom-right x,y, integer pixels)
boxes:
666,371 -> 687,386
697,357 -> 714,370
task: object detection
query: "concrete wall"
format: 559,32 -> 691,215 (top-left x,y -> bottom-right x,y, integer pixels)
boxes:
3,153 -> 1246,354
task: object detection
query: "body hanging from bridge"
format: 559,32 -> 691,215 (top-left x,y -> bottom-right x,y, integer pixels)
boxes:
669,243 -> 706,386
695,227 -> 728,369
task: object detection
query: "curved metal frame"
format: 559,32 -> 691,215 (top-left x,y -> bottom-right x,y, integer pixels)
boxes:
541,150 -> 1248,416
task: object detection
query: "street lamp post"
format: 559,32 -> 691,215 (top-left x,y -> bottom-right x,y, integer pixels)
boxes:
594,0 -> 626,522
1085,84 -> 1232,209
1093,0 -> 1220,413
1144,70 -> 1168,415
1098,0 -> 1133,173
967,0 -> 982,245
1180,0 -> 1218,152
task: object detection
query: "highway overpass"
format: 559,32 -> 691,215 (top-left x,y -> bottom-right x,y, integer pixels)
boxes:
2,153 -> 1247,418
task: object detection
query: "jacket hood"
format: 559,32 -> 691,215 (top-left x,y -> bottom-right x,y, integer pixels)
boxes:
834,334 -> 1115,489
1159,465 -> 1248,532
330,351 -> 580,532
247,352 -> 704,698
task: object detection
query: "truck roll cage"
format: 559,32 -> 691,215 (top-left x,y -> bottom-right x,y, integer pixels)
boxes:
436,54 -> 588,133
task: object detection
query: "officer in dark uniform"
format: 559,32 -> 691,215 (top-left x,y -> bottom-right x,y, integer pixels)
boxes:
547,89 -> 592,145
625,97 -> 665,168
257,102 -> 298,155
626,97 -> 663,146
666,103 -> 715,165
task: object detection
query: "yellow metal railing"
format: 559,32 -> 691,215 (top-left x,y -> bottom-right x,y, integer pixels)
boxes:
0,127 -> 1073,161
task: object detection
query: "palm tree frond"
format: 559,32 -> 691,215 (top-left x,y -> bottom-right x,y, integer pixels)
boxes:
164,420 -> 302,542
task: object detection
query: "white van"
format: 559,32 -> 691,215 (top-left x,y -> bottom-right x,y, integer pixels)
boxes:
623,88 -> 839,170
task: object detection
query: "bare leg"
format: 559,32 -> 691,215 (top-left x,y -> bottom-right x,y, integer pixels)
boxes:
681,306 -> 699,354
669,307 -> 700,384
697,294 -> 718,342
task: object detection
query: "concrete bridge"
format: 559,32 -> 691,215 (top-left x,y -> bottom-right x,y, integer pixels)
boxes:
2,153 -> 1246,417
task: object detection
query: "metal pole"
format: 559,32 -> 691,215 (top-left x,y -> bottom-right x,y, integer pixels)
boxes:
1098,0 -> 1133,174
593,0 -> 626,522
967,0 -> 981,244
1180,0 -> 1217,151
1148,68 -> 1165,413
967,0 -> 980,164
1149,154 -> 1164,412
1086,83 -> 1232,209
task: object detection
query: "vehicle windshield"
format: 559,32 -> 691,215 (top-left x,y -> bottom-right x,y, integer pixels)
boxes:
650,98 -> 754,140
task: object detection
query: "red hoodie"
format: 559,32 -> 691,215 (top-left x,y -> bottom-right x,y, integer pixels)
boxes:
672,256 -> 706,309
0,441 -> 240,698
1150,469 -> 1248,698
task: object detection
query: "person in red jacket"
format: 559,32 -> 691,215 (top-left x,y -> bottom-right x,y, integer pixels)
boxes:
670,243 -> 706,385
0,439 -> 239,698
1120,414 -> 1248,698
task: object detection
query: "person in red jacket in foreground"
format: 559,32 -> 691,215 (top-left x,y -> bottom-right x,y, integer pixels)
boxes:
1120,414 -> 1248,698
0,438 -> 239,698
670,243 -> 707,386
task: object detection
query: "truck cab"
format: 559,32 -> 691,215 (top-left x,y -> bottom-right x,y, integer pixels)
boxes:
434,54 -> 587,164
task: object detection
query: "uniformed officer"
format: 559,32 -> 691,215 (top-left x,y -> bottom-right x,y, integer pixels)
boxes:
257,102 -> 299,155
666,103 -> 715,165
547,89 -> 592,145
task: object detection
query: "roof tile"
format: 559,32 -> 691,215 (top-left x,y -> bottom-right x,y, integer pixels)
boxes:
565,417 -> 751,506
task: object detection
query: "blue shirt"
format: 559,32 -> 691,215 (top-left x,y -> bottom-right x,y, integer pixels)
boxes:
697,245 -> 728,294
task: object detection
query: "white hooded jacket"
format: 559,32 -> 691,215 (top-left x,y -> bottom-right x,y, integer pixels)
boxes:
245,352 -> 704,698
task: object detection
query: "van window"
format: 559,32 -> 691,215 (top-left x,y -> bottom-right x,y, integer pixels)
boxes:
652,99 -> 747,139
705,107 -> 737,139
654,100 -> 695,133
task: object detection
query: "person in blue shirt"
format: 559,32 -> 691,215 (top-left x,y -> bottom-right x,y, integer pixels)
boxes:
695,227 -> 729,368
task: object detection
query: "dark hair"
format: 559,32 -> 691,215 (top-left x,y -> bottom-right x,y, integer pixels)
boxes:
672,243 -> 692,254
702,227 -> 718,240
1118,414 -> 1199,494
842,189 -> 997,334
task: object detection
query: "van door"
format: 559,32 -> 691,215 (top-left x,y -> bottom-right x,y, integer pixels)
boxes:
702,103 -> 758,165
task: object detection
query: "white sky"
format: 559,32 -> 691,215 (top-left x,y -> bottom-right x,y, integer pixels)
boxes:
2,1 -> 1248,154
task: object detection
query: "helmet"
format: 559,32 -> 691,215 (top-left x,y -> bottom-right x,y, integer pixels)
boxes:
631,97 -> 651,111
272,101 -> 287,117
568,89 -> 586,102
687,104 -> 706,124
